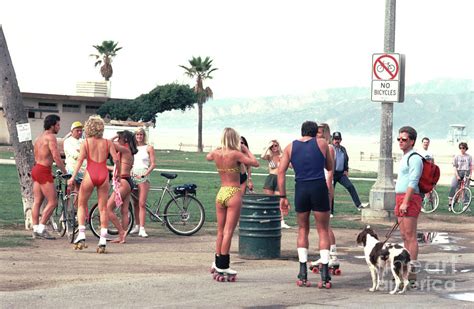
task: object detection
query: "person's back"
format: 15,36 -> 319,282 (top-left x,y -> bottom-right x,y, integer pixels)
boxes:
34,132 -> 54,166
291,137 -> 325,182
86,137 -> 109,163
213,148 -> 242,186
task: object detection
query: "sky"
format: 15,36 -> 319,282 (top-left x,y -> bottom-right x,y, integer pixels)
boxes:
0,0 -> 473,100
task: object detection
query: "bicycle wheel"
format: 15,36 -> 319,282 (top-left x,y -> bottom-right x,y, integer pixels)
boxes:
421,190 -> 439,213
451,188 -> 472,214
64,192 -> 77,243
164,195 -> 205,236
89,203 -> 134,238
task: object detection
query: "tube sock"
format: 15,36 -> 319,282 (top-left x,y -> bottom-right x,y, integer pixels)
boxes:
297,247 -> 308,263
320,249 -> 330,264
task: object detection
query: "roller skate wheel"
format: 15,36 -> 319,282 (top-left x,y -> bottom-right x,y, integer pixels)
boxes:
227,275 -> 237,282
325,282 -> 332,289
210,267 -> 216,274
296,280 -> 303,287
218,276 -> 225,282
312,267 -> 320,274
334,269 -> 342,276
305,281 -> 311,287
317,281 -> 323,289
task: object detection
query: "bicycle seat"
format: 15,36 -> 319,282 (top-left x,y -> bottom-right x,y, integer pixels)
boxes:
161,173 -> 178,179
61,174 -> 72,180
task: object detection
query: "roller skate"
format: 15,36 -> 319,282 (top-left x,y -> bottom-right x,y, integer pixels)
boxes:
296,262 -> 311,287
213,254 -> 237,282
309,256 -> 341,275
96,244 -> 107,254
317,263 -> 332,289
73,234 -> 88,250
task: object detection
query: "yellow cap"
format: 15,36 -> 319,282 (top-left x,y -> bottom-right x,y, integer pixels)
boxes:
71,121 -> 83,130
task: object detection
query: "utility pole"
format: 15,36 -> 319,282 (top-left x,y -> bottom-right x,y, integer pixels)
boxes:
0,25 -> 35,228
363,0 -> 396,221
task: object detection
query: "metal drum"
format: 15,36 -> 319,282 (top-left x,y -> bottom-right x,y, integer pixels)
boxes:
239,194 -> 281,259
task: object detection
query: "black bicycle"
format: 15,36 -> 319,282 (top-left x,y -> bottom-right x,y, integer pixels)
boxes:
89,172 -> 205,237
49,170 -> 77,243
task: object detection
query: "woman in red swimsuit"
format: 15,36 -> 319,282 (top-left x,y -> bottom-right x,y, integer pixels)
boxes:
68,115 -> 119,253
107,130 -> 138,244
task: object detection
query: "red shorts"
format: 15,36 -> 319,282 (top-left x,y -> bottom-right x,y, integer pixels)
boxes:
32,164 -> 54,184
395,193 -> 422,218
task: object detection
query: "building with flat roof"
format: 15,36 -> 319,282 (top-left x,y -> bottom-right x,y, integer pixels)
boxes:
0,90 -> 128,144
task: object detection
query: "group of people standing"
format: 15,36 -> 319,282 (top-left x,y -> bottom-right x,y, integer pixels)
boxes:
31,115 -> 155,253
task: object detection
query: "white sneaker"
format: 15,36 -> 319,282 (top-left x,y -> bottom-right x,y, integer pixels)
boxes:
138,230 -> 148,238
130,225 -> 139,234
330,213 -> 334,218
281,221 -> 291,229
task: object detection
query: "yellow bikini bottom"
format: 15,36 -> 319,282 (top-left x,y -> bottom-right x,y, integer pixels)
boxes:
216,186 -> 241,207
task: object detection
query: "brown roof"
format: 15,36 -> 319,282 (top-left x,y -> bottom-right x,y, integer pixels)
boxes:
21,92 -> 129,103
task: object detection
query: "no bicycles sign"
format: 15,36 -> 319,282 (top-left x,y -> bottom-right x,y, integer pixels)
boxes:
371,53 -> 405,102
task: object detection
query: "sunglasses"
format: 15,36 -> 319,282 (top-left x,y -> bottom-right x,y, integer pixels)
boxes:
272,144 -> 279,147
397,137 -> 409,142
460,147 -> 466,149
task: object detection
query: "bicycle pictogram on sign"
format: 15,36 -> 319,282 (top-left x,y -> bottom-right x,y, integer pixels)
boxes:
373,54 -> 399,80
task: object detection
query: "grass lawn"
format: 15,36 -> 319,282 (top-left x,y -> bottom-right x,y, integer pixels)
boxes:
0,149 -> 465,245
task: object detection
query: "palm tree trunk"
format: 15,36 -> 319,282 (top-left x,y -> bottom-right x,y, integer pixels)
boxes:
0,26 -> 35,229
197,102 -> 203,152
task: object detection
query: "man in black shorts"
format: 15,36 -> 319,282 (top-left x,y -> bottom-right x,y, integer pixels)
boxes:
278,121 -> 334,287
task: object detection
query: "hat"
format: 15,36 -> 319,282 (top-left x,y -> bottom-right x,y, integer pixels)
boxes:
70,121 -> 83,130
332,132 -> 342,139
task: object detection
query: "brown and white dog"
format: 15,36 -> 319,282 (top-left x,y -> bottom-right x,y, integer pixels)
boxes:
356,225 -> 411,294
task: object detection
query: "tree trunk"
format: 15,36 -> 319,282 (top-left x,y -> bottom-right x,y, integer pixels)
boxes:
197,101 -> 203,152
0,26 -> 35,229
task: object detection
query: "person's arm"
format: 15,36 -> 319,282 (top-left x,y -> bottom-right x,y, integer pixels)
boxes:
327,146 -> 335,201
145,145 -> 156,177
244,164 -> 254,191
343,146 -> 349,176
49,136 -> 66,173
239,144 -> 259,167
206,149 -> 215,161
323,142 -> 333,173
453,156 -> 461,180
278,144 -> 291,216
67,142 -> 86,187
109,141 -> 120,179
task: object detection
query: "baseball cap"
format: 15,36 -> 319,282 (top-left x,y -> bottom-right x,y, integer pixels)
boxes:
332,132 -> 342,139
70,121 -> 83,130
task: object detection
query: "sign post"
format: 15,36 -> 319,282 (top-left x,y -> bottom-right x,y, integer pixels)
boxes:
371,53 -> 405,102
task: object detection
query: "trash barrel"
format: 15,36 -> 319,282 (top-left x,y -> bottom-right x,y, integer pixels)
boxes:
239,194 -> 281,259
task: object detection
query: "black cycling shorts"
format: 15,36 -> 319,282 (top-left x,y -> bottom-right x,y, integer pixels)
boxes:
294,179 -> 330,213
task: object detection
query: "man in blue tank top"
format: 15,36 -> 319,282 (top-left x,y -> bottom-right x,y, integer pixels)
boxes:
278,121 -> 334,288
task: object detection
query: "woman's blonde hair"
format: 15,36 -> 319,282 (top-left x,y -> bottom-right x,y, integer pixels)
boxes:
134,127 -> 147,144
84,115 -> 104,138
269,139 -> 282,155
318,123 -> 331,142
221,127 -> 241,151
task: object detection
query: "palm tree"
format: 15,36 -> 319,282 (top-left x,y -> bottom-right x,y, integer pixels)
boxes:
180,56 -> 218,152
90,40 -> 122,81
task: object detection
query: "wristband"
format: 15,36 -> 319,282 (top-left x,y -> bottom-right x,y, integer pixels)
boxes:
279,195 -> 287,198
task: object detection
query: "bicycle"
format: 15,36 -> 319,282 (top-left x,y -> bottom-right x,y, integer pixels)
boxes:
48,170 -> 77,243
421,188 -> 439,213
89,172 -> 205,237
451,176 -> 473,214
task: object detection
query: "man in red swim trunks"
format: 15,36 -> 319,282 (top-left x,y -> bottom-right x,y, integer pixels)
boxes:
31,114 -> 67,239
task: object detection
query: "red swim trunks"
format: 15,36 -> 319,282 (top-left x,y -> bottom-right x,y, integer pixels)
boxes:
395,193 -> 422,218
31,164 -> 54,184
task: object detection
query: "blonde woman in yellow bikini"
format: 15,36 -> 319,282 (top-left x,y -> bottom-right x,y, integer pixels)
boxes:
261,139 -> 290,228
207,128 -> 259,281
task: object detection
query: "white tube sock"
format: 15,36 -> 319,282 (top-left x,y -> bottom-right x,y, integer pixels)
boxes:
297,247 -> 308,263
320,249 -> 330,264
330,244 -> 337,255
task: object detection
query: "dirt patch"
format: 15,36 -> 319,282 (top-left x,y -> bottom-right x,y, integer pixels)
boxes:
1,214 -> 473,292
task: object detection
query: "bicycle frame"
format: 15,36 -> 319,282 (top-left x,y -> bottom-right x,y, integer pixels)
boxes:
131,177 -> 181,223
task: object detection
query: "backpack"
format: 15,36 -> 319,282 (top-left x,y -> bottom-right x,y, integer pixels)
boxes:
408,152 -> 440,194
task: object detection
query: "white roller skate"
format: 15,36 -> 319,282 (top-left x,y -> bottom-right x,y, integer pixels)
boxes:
296,262 -> 311,287
309,256 -> 341,275
213,254 -> 237,282
73,233 -> 88,250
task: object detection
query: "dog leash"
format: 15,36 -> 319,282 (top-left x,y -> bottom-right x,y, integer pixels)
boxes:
381,217 -> 403,245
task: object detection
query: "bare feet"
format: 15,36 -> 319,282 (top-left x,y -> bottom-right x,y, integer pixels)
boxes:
110,231 -> 126,244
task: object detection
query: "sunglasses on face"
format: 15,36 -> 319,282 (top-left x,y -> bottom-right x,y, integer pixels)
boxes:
460,147 -> 466,149
272,144 -> 279,148
397,137 -> 409,142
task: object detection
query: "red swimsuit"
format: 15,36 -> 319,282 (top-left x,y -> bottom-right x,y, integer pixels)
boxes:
86,139 -> 109,187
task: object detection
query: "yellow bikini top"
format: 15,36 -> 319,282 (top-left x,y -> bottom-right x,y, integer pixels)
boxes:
217,166 -> 240,173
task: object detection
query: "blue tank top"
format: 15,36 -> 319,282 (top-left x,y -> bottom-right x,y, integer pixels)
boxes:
290,138 -> 326,182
